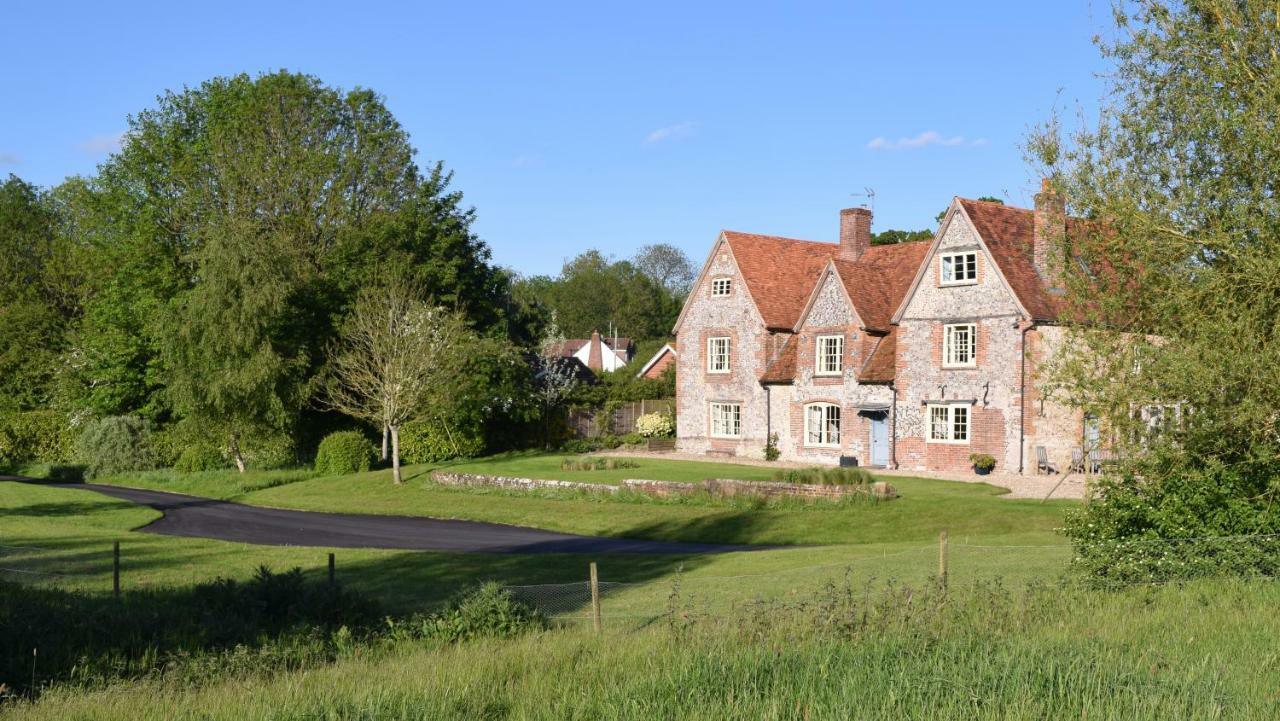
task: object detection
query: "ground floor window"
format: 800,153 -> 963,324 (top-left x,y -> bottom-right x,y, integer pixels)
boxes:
710,402 -> 741,438
927,403 -> 969,443
805,403 -> 841,447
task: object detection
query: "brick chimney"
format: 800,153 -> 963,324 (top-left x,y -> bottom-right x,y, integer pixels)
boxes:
587,330 -> 603,371
839,207 -> 872,262
1033,178 -> 1065,286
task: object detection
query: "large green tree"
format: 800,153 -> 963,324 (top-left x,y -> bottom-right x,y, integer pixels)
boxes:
49,71 -> 516,465
105,72 -> 420,458
0,175 -> 74,412
1033,1 -> 1280,570
514,249 -> 682,341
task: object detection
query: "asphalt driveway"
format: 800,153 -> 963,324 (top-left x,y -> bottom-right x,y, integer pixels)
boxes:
63,482 -> 751,554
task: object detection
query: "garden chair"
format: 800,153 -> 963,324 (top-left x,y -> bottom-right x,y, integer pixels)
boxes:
1068,447 -> 1085,474
1035,446 -> 1057,475
1088,449 -> 1103,474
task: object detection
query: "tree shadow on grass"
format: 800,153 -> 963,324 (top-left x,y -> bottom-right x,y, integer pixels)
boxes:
617,509 -> 794,547
0,499 -> 135,518
0,567 -> 378,699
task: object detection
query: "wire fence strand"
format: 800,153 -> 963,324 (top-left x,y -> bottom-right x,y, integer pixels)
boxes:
5,534 -> 1280,625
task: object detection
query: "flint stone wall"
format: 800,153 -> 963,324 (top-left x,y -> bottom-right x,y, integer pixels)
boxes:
430,471 -> 896,501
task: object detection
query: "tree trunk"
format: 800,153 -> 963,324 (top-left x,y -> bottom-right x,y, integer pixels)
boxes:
390,424 -> 402,485
229,434 -> 246,474
381,425 -> 389,462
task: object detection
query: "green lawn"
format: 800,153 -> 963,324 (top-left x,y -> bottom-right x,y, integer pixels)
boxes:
85,453 -> 1075,548
4,452 -> 1077,617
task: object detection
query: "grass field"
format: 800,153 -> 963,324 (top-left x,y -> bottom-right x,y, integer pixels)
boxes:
83,453 -> 1074,547
8,576 -> 1280,720
6,457 -> 1278,717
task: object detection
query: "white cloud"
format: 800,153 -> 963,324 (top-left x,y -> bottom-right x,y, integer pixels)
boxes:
0,151 -> 19,165
645,121 -> 696,144
866,130 -> 987,151
77,131 -> 128,156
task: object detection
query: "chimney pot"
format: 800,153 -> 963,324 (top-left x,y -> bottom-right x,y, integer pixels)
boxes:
839,207 -> 872,262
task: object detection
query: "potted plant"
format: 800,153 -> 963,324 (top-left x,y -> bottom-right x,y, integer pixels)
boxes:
969,453 -> 996,476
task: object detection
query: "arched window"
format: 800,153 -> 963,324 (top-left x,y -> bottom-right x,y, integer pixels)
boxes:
805,403 -> 841,447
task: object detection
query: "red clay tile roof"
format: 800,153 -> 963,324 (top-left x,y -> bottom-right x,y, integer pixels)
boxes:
832,241 -> 931,332
723,231 -> 840,330
857,329 -> 897,384
759,336 -> 797,385
544,339 -> 587,357
958,199 -> 1062,321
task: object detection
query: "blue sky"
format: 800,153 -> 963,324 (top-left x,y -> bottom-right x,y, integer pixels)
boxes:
2,1 -> 1109,276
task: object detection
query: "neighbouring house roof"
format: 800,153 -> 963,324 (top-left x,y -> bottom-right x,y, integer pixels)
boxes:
857,329 -> 897,384
957,199 -> 1063,322
545,339 -> 588,357
759,336 -> 797,385
545,335 -> 634,363
722,231 -> 842,330
635,343 -> 676,378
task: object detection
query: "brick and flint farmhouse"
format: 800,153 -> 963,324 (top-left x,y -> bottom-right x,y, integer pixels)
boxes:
672,182 -> 1088,474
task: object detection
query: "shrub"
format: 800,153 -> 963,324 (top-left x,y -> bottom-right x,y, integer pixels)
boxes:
1064,459 -> 1280,585
242,433 -> 297,470
314,431 -> 376,476
560,438 -> 601,454
560,457 -> 639,472
763,432 -> 781,461
635,412 -> 675,438
599,434 -> 623,449
619,432 -> 645,446
0,410 -> 73,468
399,419 -> 485,464
969,453 -> 997,472
773,466 -> 873,486
175,444 -> 229,473
401,582 -> 545,643
73,416 -> 159,480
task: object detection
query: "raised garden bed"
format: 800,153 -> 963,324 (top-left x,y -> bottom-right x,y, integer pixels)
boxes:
430,471 -> 897,502
647,438 -> 676,452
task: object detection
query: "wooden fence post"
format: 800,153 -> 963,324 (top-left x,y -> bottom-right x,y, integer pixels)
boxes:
112,541 -> 120,597
589,561 -> 601,634
938,530 -> 949,591
328,553 -> 335,585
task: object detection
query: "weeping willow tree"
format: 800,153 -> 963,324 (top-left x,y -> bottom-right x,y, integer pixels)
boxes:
1033,0 -> 1280,576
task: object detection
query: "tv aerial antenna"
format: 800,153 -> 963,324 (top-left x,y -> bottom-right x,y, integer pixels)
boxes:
850,187 -> 875,213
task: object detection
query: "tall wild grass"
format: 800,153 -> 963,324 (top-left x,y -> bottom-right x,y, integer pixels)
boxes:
7,574 -> 1280,719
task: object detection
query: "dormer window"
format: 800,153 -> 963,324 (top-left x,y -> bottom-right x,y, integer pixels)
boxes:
815,335 -> 843,375
711,278 -> 733,296
940,252 -> 977,285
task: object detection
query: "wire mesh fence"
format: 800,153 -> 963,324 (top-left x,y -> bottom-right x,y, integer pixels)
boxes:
0,543 -> 93,588
6,533 -> 1280,627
